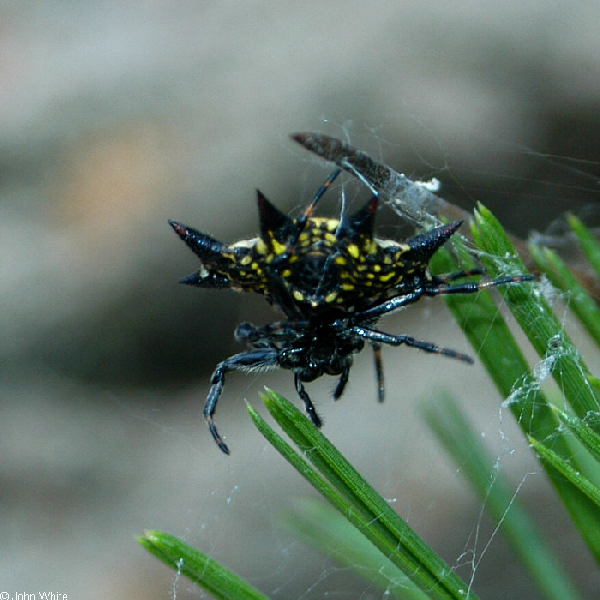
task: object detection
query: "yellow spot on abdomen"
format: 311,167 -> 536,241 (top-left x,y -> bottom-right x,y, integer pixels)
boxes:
347,244 -> 359,259
272,239 -> 287,255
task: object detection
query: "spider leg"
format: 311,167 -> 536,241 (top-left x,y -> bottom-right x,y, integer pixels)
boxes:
347,273 -> 533,322
235,320 -> 307,344
332,366 -> 350,400
271,170 -> 343,270
426,274 -> 533,296
348,290 -> 423,322
301,169 -> 342,221
353,325 -> 474,364
371,343 -> 385,402
294,373 -> 323,427
206,348 -> 279,454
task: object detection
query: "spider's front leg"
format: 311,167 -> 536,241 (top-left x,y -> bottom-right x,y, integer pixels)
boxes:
206,348 -> 279,454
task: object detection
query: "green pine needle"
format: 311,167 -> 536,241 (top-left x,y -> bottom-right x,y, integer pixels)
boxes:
139,530 -> 270,600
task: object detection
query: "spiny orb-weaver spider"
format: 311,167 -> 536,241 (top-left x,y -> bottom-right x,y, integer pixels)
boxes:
169,133 -> 533,454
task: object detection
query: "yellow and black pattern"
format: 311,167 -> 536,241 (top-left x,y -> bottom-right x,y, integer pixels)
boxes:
170,190 -> 459,317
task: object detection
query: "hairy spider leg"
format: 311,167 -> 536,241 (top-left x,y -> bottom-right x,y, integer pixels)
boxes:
332,366 -> 350,400
371,343 -> 385,402
294,373 -> 323,427
426,273 -> 534,296
206,348 -> 280,454
352,326 -> 475,364
348,291 -> 424,322
281,169 -> 342,258
302,169 -> 343,220
235,319 -> 309,344
349,272 -> 534,324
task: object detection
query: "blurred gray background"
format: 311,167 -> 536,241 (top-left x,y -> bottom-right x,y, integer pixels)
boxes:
2,2 -> 600,598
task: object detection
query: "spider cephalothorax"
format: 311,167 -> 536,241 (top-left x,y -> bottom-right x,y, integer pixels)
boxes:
169,134 -> 533,454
